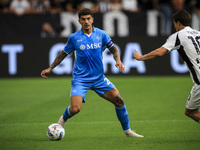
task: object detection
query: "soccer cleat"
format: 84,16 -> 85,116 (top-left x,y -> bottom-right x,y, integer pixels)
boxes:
57,115 -> 66,127
124,129 -> 144,137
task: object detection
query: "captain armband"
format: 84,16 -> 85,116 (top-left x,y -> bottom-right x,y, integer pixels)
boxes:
107,41 -> 114,50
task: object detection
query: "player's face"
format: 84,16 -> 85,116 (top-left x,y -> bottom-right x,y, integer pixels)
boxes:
79,15 -> 94,32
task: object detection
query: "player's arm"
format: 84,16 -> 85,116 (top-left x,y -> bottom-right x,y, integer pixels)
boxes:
133,47 -> 168,61
49,50 -> 68,69
109,45 -> 125,72
41,50 -> 68,78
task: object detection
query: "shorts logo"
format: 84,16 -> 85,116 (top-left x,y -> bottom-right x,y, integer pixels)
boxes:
80,44 -> 86,50
72,89 -> 77,93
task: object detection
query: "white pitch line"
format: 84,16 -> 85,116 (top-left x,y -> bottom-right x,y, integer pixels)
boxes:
0,120 -> 190,126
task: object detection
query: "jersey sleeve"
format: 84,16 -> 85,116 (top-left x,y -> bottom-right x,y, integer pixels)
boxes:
63,35 -> 75,54
102,31 -> 113,48
162,33 -> 181,52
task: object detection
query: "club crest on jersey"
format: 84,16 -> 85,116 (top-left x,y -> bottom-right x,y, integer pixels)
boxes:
96,36 -> 101,40
80,44 -> 86,50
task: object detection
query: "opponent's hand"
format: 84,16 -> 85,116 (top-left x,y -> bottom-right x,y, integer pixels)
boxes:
41,68 -> 52,79
133,50 -> 142,60
115,60 -> 125,72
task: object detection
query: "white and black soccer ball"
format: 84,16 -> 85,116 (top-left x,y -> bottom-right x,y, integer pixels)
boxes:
46,123 -> 65,141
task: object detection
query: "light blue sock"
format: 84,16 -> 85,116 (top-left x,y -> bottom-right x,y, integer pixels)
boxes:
115,104 -> 130,130
63,106 -> 74,121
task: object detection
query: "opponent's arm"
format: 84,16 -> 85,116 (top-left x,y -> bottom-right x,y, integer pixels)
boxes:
133,47 -> 168,61
109,45 -> 125,72
41,50 -> 68,78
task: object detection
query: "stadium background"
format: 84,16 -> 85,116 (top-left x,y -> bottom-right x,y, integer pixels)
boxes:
1,9 -> 200,77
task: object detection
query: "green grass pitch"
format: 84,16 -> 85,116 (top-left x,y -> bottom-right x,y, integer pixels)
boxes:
0,76 -> 199,150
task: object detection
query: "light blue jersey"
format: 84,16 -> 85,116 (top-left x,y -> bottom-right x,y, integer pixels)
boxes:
63,26 -> 113,82
62,26 -> 131,132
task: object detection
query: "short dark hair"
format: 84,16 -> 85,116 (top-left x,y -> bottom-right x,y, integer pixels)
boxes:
78,8 -> 93,19
172,9 -> 191,26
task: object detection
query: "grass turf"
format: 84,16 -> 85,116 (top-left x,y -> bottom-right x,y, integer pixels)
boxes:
0,76 -> 199,150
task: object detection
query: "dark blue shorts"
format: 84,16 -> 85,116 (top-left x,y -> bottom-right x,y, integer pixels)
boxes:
70,75 -> 115,102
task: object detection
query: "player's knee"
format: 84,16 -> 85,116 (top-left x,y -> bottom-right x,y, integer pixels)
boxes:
114,94 -> 124,107
185,109 -> 190,117
70,106 -> 81,115
184,108 -> 196,117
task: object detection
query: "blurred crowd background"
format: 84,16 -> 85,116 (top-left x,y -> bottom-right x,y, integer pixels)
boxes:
0,0 -> 200,38
1,0 -> 199,15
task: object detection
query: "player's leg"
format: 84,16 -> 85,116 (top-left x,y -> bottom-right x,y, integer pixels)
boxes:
58,96 -> 83,127
102,87 -> 143,137
185,84 -> 200,123
101,87 -> 124,107
102,87 -> 129,129
185,108 -> 200,123
58,82 -> 89,127
64,96 -> 83,119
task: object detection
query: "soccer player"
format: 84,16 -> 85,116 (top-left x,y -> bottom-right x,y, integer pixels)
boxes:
41,8 -> 143,137
134,9 -> 200,123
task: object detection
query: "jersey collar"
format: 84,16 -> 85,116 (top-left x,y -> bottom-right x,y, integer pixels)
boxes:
184,26 -> 191,30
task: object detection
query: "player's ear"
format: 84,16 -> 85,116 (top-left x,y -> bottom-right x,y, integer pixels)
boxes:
92,17 -> 94,23
178,21 -> 182,26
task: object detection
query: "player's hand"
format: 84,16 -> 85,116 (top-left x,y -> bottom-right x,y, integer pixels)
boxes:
115,60 -> 125,72
133,50 -> 142,60
41,68 -> 52,79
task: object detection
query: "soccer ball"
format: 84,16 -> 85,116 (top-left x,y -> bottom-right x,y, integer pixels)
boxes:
46,123 -> 65,141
